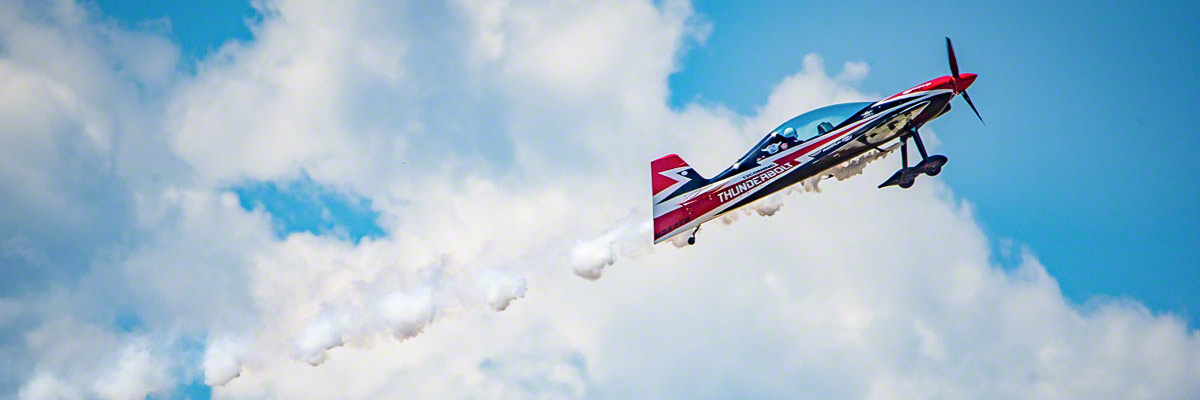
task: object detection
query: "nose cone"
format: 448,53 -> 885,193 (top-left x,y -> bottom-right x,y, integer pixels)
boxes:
955,73 -> 977,93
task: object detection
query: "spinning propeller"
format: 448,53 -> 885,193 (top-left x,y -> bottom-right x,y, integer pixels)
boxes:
946,37 -> 984,125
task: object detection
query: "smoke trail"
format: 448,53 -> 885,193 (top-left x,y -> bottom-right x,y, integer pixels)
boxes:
791,143 -> 898,195
202,336 -> 246,386
377,287 -> 438,341
741,144 -> 898,216
481,271 -> 528,311
266,146 -> 903,373
284,263 -> 533,367
570,218 -> 654,280
294,306 -> 372,366
291,274 -> 522,367
829,143 -> 898,181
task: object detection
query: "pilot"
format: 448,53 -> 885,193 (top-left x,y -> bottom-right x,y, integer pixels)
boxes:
781,126 -> 798,141
780,126 -> 798,148
758,127 -> 798,161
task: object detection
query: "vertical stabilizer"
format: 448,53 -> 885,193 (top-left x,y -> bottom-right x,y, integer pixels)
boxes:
651,154 -> 706,243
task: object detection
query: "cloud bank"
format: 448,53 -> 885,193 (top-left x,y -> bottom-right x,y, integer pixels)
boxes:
0,0 -> 1197,399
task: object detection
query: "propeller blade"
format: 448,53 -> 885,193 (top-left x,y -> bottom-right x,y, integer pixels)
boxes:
946,37 -> 960,79
961,90 -> 984,125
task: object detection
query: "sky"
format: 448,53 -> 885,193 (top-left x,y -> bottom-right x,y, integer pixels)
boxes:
89,0 -> 1200,322
672,0 -> 1200,326
1,0 -> 1198,399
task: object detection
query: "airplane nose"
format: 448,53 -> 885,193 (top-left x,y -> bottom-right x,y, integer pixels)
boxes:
955,73 -> 977,93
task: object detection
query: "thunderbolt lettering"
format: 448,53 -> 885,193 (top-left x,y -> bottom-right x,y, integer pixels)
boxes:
717,162 -> 793,202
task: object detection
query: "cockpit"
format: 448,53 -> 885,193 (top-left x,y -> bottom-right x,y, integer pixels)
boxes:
711,102 -> 874,182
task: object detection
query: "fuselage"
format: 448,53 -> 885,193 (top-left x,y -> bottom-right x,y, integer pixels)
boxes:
652,74 -> 975,243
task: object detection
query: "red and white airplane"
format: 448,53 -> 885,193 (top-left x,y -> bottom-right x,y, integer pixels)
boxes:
652,38 -> 983,245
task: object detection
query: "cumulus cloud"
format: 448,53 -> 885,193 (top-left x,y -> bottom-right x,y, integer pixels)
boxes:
17,372 -> 82,400
14,318 -> 177,400
92,342 -> 171,400
1,0 -> 1198,399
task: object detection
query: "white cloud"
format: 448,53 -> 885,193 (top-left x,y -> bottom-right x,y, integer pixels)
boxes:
0,0 -> 1198,399
92,342 -> 171,400
15,318 -> 176,400
17,372 -> 83,400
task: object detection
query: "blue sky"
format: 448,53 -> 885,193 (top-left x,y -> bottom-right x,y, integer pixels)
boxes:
94,0 -> 1198,324
231,174 -> 384,243
91,0 -> 256,60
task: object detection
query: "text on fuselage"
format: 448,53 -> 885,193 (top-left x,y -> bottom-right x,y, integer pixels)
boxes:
717,162 -> 794,202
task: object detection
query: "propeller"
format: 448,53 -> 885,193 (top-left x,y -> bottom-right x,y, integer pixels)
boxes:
946,37 -> 984,125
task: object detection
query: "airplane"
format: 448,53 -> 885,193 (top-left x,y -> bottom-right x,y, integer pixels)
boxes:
652,38 -> 983,245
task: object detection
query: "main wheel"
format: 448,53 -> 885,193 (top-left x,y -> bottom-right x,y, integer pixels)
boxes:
924,155 -> 947,176
899,179 -> 914,189
687,237 -> 696,245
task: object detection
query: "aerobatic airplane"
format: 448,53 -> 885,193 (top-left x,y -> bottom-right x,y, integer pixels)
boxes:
652,38 -> 984,245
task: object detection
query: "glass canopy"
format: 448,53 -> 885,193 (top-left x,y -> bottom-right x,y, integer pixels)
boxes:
769,102 -> 873,141
708,102 -> 874,182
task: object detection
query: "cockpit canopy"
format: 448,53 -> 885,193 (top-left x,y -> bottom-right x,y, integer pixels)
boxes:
715,102 -> 873,180
769,101 -> 873,142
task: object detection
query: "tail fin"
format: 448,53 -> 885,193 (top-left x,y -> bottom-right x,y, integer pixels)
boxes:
651,154 -> 706,243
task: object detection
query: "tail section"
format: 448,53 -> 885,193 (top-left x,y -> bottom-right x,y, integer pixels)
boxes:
651,154 -> 706,243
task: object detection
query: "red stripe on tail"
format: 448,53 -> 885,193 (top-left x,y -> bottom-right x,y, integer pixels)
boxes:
651,154 -> 688,195
651,154 -> 702,243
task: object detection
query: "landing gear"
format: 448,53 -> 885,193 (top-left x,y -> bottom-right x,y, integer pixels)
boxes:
686,225 -> 700,246
879,127 -> 948,189
919,155 -> 948,176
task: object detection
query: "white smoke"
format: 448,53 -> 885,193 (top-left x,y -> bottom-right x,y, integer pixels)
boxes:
278,260 -> 442,367
828,143 -> 899,181
202,336 -> 245,386
719,212 -> 740,225
286,266 -> 530,367
570,218 -> 654,280
742,144 -> 900,216
749,193 -> 787,217
482,271 -> 528,312
570,234 -> 617,280
290,286 -> 437,366
790,144 -> 898,195
294,310 -> 358,366
377,288 -> 437,340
